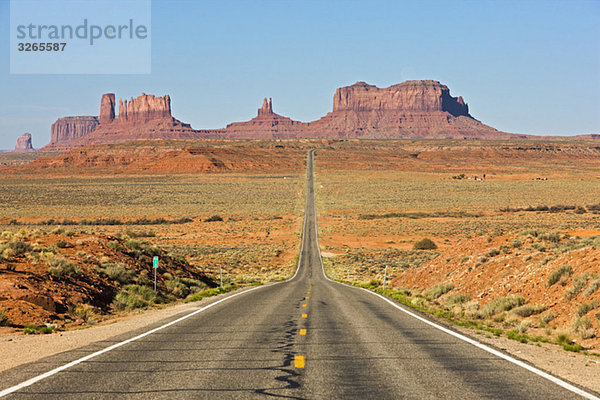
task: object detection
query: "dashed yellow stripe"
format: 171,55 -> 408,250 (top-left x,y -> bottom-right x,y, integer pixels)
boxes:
294,355 -> 305,368
305,296 -> 310,299
302,313 -> 307,318
302,304 -> 307,307
299,329 -> 307,335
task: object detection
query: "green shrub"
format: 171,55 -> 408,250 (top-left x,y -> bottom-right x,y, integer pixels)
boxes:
584,278 -> 600,297
541,312 -> 556,324
8,240 -> 32,256
165,279 -> 190,298
556,333 -> 571,344
0,310 -> 10,327
479,296 -> 526,318
507,329 -> 528,343
96,262 -> 135,284
565,274 -> 589,300
546,265 -> 573,287
427,283 -> 454,299
511,304 -> 547,317
577,300 -> 599,317
47,258 -> 80,278
55,240 -> 72,248
511,239 -> 522,249
23,324 -> 38,334
413,238 -> 437,250
574,317 -> 595,339
539,232 -> 561,243
69,304 -> 97,322
563,343 -> 583,352
124,239 -> 143,251
107,240 -> 125,252
485,249 -> 500,258
447,294 -> 470,305
111,285 -> 157,311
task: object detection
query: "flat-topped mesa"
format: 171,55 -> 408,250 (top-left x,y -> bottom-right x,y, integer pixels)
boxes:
115,93 -> 172,124
43,116 -> 99,150
333,80 -> 470,117
99,93 -> 115,124
13,133 -> 34,152
257,97 -> 273,117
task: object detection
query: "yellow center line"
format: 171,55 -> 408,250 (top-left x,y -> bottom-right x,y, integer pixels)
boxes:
299,329 -> 307,335
302,304 -> 307,307
305,296 -> 309,299
294,355 -> 305,368
302,313 -> 307,318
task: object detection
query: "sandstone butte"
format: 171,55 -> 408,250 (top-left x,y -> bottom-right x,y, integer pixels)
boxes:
37,80 -> 599,150
12,132 -> 35,152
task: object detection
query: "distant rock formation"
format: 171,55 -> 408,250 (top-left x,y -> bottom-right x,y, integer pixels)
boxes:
115,93 -> 172,124
222,98 -> 305,139
38,80 -> 597,150
13,133 -> 34,152
68,93 -> 202,147
331,80 -> 470,116
41,116 -> 100,151
99,93 -> 115,124
302,80 -> 517,139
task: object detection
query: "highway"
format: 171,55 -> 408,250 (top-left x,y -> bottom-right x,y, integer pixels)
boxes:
0,149 -> 596,399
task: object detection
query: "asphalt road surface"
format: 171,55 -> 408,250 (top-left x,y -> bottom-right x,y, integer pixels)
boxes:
0,150 -> 596,399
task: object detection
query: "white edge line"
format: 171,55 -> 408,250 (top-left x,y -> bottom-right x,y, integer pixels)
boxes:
310,151 -> 599,400
0,155 -> 317,397
0,284 -> 277,398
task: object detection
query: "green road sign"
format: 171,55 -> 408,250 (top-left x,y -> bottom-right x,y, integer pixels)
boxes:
153,256 -> 159,269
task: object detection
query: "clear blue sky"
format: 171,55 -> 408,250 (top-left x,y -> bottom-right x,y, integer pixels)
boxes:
1,0 -> 599,149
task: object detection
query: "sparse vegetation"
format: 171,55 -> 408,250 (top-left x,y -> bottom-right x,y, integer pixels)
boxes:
413,238 -> 437,250
574,317 -> 595,339
427,283 -> 453,299
546,265 -> 573,287
584,277 -> 600,297
96,262 -> 136,284
47,257 -> 81,278
447,294 -> 470,305
565,274 -> 589,300
112,285 -> 158,311
0,310 -> 10,326
577,301 -> 599,317
478,296 -> 526,318
511,304 -> 547,317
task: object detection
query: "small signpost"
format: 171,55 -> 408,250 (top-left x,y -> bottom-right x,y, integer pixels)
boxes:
383,264 -> 388,291
153,256 -> 159,292
219,265 -> 223,288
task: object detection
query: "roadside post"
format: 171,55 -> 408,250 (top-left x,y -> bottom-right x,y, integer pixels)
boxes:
153,256 -> 159,292
383,264 -> 388,291
219,265 -> 223,288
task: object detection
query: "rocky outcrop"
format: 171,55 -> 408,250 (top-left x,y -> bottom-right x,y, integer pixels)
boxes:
332,80 -> 470,116
305,80 -> 513,139
99,93 -> 115,124
68,93 -> 205,147
13,133 -> 35,152
115,93 -> 172,124
41,116 -> 99,151
223,98 -> 306,138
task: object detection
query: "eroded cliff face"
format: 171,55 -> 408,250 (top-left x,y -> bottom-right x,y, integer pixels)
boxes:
114,93 -> 172,124
42,116 -> 100,150
69,93 -> 201,147
332,80 -> 470,117
13,133 -> 34,152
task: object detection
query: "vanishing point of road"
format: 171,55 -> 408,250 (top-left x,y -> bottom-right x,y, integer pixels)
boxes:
0,150 -> 597,399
